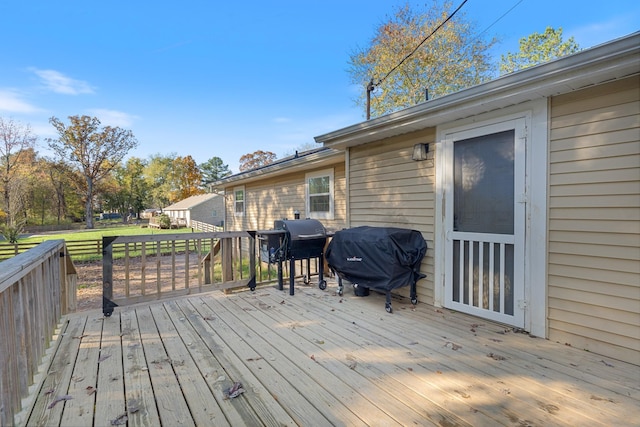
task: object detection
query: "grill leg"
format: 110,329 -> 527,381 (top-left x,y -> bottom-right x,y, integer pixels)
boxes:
277,259 -> 284,291
318,254 -> 327,290
410,281 -> 418,305
289,257 -> 295,295
385,292 -> 393,313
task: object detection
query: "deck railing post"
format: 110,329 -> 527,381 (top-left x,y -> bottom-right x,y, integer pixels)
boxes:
247,231 -> 257,290
222,237 -> 233,282
102,236 -> 118,317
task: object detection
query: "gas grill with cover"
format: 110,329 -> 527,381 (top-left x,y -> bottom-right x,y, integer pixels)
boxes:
325,226 -> 427,313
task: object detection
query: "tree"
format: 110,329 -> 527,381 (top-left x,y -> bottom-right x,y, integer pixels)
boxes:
239,150 -> 276,172
168,155 -> 203,203
499,27 -> 580,75
348,1 -> 496,118
48,115 -> 138,229
46,158 -> 83,223
144,153 -> 174,208
102,157 -> 149,219
0,117 -> 37,226
199,156 -> 231,188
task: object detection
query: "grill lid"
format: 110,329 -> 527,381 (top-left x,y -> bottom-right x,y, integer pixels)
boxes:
275,219 -> 326,240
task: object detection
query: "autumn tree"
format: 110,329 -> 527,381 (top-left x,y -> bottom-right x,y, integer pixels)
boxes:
239,150 -> 277,172
0,117 -> 37,227
48,115 -> 138,229
348,1 -> 496,118
168,155 -> 203,202
199,156 -> 231,188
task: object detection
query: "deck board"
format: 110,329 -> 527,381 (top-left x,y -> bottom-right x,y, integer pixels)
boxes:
170,298 -> 295,426
135,306 -> 195,427
20,280 -> 640,427
59,315 -> 100,427
119,309 -> 161,427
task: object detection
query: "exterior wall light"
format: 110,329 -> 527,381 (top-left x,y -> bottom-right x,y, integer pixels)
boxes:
412,143 -> 429,161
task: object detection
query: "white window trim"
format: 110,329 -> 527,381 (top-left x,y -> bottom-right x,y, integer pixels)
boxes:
305,168 -> 334,220
234,186 -> 245,217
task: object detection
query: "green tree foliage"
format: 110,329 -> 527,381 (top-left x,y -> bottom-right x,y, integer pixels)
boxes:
144,154 -> 174,208
348,1 -> 496,118
0,117 -> 37,226
239,150 -> 276,172
499,27 -> 580,75
102,157 -> 149,219
46,158 -> 84,223
199,156 -> 231,188
48,115 -> 138,229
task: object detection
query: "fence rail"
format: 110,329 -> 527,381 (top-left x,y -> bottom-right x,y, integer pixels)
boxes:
0,223 -> 223,261
0,240 -> 105,261
0,240 -> 77,426
191,220 -> 223,233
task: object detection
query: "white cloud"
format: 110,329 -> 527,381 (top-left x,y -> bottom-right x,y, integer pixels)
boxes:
88,109 -> 138,128
273,117 -> 292,123
0,89 -> 42,113
30,68 -> 95,95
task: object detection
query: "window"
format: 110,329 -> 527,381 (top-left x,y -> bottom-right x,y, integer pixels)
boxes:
306,169 -> 334,220
234,187 -> 245,216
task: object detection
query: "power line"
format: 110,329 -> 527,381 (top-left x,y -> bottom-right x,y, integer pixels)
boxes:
475,0 -> 525,40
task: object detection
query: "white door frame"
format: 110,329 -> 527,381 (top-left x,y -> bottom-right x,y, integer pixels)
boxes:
434,100 -> 548,337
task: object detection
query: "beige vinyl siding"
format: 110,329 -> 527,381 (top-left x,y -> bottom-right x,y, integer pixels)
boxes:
548,76 -> 640,364
224,162 -> 346,232
349,128 -> 436,302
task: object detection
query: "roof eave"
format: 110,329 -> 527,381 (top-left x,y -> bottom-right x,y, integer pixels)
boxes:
211,149 -> 344,189
315,32 -> 640,149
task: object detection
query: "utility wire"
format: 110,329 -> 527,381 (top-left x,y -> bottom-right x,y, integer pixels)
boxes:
474,0 -> 524,41
374,0 -> 469,88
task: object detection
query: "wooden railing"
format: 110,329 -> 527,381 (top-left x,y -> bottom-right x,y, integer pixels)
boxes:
0,240 -> 77,427
101,230 -> 325,316
101,231 -> 258,316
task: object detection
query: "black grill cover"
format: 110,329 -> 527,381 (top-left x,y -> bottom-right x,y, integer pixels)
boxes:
325,226 -> 427,292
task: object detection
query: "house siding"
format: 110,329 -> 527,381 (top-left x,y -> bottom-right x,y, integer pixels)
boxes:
348,128 -> 436,302
165,195 -> 224,227
225,162 -> 347,232
548,76 -> 640,364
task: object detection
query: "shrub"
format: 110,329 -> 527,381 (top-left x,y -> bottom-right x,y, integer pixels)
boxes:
1,221 -> 25,244
158,214 -> 172,229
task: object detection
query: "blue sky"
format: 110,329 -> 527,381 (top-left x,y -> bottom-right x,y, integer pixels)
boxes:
1,0 -> 638,173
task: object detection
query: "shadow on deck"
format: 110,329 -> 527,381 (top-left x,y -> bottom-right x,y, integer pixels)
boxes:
18,279 -> 640,426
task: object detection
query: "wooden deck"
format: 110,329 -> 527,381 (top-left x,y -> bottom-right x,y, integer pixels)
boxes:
19,280 -> 639,427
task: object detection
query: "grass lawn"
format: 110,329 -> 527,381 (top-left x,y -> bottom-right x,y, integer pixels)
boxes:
18,225 -> 194,244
